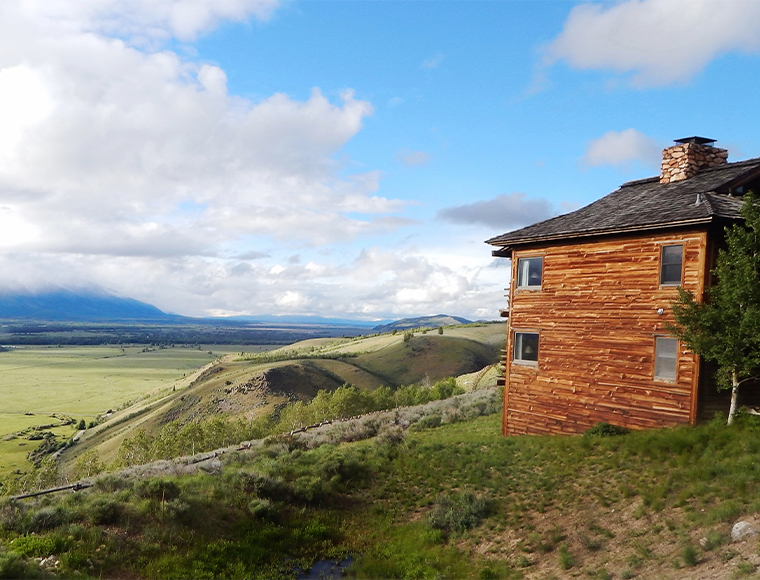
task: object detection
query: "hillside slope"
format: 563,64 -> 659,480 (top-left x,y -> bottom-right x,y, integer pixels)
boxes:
372,314 -> 471,332
4,391 -> 760,579
61,323 -> 505,468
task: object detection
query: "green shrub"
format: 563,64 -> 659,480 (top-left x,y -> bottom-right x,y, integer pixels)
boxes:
558,543 -> 576,570
136,479 -> 181,501
427,491 -> 489,536
247,498 -> 274,518
682,543 -> 699,567
9,533 -> 71,557
584,422 -> 630,437
410,414 -> 442,431
27,505 -> 72,532
0,500 -> 25,532
88,496 -> 122,525
94,474 -> 132,493
0,551 -> 39,580
292,475 -> 328,503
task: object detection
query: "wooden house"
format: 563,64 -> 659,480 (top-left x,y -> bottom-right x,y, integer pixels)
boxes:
487,137 -> 760,436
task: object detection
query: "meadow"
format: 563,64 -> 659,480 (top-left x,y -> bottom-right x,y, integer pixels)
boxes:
0,345 -> 272,475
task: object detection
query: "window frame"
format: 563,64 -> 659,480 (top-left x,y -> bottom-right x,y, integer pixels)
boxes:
653,336 -> 679,383
516,256 -> 544,290
512,331 -> 540,366
659,244 -> 684,286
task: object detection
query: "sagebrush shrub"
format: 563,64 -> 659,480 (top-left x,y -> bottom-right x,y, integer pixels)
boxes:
136,479 -> 181,501
427,491 -> 488,536
88,496 -> 122,525
27,505 -> 72,532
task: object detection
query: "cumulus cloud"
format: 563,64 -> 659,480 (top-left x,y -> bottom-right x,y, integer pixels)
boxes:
436,192 -> 553,229
547,0 -> 760,87
0,2 -> 502,320
0,1 -> 413,260
582,129 -> 661,170
395,149 -> 431,167
25,0 -> 280,45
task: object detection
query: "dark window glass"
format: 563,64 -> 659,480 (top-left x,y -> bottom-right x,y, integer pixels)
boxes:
660,245 -> 683,285
654,337 -> 678,382
513,332 -> 539,363
517,257 -> 543,288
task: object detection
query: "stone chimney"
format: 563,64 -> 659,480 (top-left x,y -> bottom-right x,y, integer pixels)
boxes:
660,137 -> 728,184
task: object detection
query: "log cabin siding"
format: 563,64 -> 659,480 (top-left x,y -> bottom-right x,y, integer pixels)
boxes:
503,230 -> 707,435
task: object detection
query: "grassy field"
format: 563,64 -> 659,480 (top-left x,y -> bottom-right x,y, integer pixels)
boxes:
0,345 -> 273,476
3,391 -> 760,579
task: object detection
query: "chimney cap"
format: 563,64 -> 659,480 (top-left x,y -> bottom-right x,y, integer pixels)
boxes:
674,136 -> 717,146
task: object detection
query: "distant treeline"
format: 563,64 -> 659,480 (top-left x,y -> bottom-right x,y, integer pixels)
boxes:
0,322 -> 363,346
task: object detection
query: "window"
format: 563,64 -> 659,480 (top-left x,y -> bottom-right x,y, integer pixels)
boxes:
654,337 -> 678,382
660,245 -> 683,285
513,332 -> 539,364
517,257 -> 543,288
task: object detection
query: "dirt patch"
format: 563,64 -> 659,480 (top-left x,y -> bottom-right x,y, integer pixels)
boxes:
462,499 -> 760,579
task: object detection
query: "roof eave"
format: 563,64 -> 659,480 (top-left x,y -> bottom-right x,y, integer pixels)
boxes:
487,216 -> 716,254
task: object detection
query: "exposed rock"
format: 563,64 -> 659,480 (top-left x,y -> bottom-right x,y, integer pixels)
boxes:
732,520 -> 760,542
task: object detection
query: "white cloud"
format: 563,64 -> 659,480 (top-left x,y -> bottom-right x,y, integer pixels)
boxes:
582,129 -> 661,170
0,1 -> 504,321
547,0 -> 760,87
0,3 -> 405,259
21,0 -> 280,44
0,65 -> 55,162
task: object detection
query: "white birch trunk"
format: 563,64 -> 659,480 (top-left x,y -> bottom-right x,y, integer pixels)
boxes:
727,370 -> 740,425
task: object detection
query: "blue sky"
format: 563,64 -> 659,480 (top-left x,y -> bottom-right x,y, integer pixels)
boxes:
1,0 -> 760,320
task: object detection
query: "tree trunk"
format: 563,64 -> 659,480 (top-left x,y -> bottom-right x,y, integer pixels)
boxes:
727,370 -> 740,425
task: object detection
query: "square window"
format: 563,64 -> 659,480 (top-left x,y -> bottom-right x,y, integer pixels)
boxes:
517,257 -> 543,288
513,332 -> 539,364
660,245 -> 683,285
654,337 -> 678,382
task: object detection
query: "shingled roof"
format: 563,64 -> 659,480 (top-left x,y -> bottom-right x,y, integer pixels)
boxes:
486,156 -> 760,252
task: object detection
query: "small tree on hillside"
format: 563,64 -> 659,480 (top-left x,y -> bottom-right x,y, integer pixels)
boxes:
669,193 -> 760,425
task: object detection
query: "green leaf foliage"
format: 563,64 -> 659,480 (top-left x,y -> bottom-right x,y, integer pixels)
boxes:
669,193 -> 760,391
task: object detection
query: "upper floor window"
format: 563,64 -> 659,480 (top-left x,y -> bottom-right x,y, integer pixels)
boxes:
513,331 -> 539,364
654,337 -> 678,382
517,257 -> 543,288
660,245 -> 683,285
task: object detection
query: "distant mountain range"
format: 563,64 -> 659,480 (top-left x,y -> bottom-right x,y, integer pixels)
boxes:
0,289 -> 173,321
372,314 -> 471,333
227,314 -> 386,328
0,289 -> 469,331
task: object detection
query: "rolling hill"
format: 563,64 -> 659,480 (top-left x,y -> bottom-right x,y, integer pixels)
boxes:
60,323 -> 506,469
372,314 -> 471,332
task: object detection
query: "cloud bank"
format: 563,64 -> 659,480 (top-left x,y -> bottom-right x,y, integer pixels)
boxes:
547,0 -> 760,86
0,1 -> 503,320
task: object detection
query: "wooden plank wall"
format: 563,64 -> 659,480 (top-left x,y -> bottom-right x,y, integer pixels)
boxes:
504,230 -> 707,436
